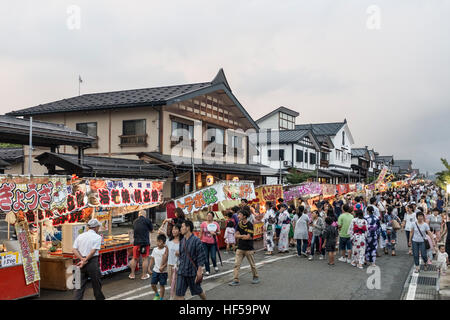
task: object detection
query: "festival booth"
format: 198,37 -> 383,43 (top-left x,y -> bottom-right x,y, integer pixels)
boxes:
0,175 -> 165,293
175,181 -> 256,247
41,177 -> 165,290
0,175 -> 67,299
283,182 -> 323,210
248,185 -> 283,239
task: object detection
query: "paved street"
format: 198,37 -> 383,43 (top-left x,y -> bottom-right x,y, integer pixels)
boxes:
34,228 -> 414,300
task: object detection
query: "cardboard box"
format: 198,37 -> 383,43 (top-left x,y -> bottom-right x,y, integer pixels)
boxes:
62,223 -> 87,254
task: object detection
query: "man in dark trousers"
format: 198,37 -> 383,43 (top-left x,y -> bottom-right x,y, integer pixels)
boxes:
72,219 -> 105,300
129,210 -> 153,280
175,220 -> 207,300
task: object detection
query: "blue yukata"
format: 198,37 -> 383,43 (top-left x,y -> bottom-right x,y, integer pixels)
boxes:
365,214 -> 381,263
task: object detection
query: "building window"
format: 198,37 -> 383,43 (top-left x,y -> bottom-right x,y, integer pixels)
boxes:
120,119 -> 147,147
296,149 -> 303,162
305,151 -> 308,164
206,125 -> 224,145
279,112 -> 295,130
229,135 -> 244,157
310,153 -> 316,165
342,131 -> 345,146
76,122 -> 98,148
171,116 -> 194,148
76,122 -> 97,138
268,149 -> 284,161
205,124 -> 225,156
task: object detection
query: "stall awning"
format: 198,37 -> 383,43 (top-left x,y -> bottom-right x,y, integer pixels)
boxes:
36,152 -> 170,179
330,169 -> 360,178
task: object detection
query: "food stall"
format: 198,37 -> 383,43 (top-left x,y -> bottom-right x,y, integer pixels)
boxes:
0,174 -> 69,299
175,181 -> 256,247
40,177 -> 165,290
283,182 -> 323,210
0,219 -> 40,300
11,176 -> 167,290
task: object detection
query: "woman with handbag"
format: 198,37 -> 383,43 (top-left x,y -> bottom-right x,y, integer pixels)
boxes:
409,212 -> 434,273
383,206 -> 402,256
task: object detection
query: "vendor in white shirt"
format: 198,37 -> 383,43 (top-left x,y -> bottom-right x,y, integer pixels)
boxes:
72,219 -> 105,300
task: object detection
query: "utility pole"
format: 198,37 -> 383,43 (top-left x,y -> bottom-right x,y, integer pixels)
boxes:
29,117 -> 33,175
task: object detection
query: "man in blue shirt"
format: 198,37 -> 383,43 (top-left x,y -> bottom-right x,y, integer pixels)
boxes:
437,195 -> 444,213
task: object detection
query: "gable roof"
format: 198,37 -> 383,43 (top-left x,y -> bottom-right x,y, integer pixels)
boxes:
351,148 -> 369,158
295,121 -> 346,136
255,106 -> 300,124
376,155 -> 394,164
256,129 -> 321,151
7,69 -> 259,130
394,160 -> 413,171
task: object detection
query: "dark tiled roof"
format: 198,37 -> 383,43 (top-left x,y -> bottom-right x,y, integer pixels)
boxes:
7,69 -> 260,131
0,148 -> 24,164
375,155 -> 393,164
351,148 -> 368,157
139,152 -> 279,176
255,106 -> 299,123
36,152 -> 170,178
276,129 -> 309,143
295,122 -> 345,136
394,160 -> 412,171
8,83 -> 211,116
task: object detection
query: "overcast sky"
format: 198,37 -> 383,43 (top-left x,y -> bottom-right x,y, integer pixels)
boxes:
1,1 -> 449,174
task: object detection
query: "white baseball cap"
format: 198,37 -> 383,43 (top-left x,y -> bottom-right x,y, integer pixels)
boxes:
87,219 -> 101,228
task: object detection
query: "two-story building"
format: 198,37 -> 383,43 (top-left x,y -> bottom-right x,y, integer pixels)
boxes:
295,120 -> 358,183
255,108 -> 357,183
6,69 -> 278,198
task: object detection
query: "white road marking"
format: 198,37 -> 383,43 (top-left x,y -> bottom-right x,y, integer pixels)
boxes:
406,268 -> 419,300
107,247 -> 266,300
119,253 -> 297,300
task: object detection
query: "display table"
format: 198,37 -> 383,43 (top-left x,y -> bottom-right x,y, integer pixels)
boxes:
46,243 -> 133,290
0,251 -> 40,300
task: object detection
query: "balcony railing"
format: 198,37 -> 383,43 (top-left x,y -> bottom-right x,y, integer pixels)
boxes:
320,159 -> 329,168
119,134 -> 148,147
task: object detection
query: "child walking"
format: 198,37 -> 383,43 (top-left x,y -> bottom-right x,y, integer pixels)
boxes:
225,220 -> 236,253
149,234 -> 169,300
322,217 -> 339,266
437,244 -> 448,275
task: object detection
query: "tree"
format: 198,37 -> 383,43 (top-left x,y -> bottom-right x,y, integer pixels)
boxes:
285,168 -> 315,185
436,158 -> 450,189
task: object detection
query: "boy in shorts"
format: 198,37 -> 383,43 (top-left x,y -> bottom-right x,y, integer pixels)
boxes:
322,217 -> 338,265
149,234 -> 169,300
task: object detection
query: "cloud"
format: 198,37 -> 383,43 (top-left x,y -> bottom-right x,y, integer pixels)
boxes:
1,1 -> 449,174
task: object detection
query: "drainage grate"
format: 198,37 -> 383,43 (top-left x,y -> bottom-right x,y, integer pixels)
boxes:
420,264 -> 438,271
417,276 -> 437,286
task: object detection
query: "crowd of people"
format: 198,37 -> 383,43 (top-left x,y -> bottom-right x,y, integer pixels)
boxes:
73,181 -> 448,300
260,183 -> 449,275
